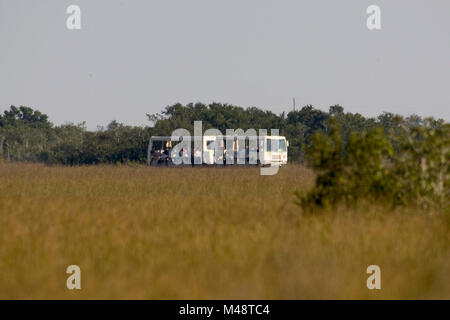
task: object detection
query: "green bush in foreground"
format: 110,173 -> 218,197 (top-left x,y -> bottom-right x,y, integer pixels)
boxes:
296,118 -> 449,211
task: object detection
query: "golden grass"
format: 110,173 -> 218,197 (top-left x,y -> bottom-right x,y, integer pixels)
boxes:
0,162 -> 449,299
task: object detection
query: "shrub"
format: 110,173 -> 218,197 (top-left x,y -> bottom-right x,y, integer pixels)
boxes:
395,119 -> 449,210
296,119 -> 449,211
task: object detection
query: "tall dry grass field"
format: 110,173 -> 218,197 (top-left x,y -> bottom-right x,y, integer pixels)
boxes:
0,162 -> 449,299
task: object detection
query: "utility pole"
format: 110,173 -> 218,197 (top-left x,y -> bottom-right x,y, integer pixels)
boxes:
293,98 -> 296,112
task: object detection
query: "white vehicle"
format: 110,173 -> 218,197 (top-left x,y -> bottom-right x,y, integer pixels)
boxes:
147,136 -> 173,166
148,135 -> 224,166
202,135 -> 224,165
203,135 -> 288,166
148,134 -> 288,166
259,135 -> 288,166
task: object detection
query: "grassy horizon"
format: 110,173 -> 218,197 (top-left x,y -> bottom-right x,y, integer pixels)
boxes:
0,163 -> 449,299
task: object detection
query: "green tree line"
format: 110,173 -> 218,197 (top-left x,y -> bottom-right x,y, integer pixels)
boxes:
0,103 -> 445,165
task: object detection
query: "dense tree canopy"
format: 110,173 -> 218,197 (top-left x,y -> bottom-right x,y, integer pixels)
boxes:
0,103 -> 444,164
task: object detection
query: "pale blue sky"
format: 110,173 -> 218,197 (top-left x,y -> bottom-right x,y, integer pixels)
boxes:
1,0 -> 449,129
